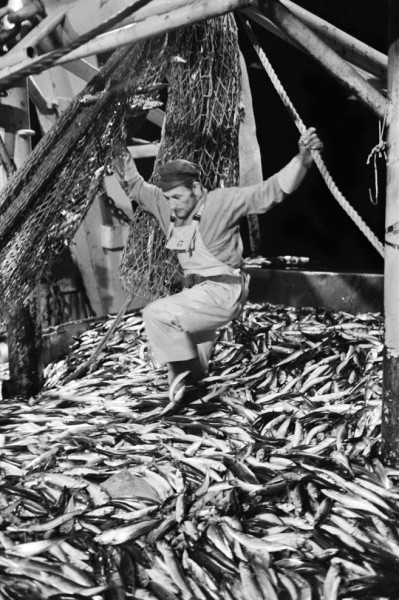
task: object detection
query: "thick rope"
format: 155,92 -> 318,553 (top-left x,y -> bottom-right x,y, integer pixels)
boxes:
242,18 -> 384,258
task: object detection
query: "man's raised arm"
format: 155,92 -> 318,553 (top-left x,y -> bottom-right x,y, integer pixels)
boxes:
277,127 -> 323,194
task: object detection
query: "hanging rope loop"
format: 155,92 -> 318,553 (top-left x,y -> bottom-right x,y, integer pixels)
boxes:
241,17 -> 384,258
366,116 -> 387,206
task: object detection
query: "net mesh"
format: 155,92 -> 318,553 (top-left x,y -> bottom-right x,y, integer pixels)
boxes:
119,14 -> 242,299
0,36 -> 174,321
0,14 -> 242,319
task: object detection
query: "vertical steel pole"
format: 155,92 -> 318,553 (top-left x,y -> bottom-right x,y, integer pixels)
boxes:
382,0 -> 399,466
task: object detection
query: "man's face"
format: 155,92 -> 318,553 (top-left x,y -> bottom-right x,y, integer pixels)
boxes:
163,184 -> 199,220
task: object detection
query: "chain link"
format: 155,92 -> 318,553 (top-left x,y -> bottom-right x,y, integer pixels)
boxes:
102,191 -> 132,226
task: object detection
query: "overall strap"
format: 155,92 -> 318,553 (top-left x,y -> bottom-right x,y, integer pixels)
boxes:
188,201 -> 204,254
166,216 -> 175,243
166,200 -> 204,244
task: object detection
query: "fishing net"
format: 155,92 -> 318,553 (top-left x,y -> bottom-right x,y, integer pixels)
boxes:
0,36 -> 174,321
119,14 -> 243,298
0,14 -> 242,320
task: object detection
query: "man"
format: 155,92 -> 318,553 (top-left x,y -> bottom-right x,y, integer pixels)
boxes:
113,127 -> 323,400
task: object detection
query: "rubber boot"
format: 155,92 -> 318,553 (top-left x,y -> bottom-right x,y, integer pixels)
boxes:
167,357 -> 205,385
168,357 -> 207,403
196,340 -> 214,378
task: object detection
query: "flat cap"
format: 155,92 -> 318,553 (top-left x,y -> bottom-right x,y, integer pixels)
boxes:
157,159 -> 201,191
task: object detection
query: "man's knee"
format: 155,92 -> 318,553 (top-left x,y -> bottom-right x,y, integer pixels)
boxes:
142,300 -> 158,324
142,298 -> 173,327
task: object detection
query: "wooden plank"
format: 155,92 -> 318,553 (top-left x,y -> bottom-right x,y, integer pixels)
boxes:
54,0 -> 258,65
1,81 -> 44,399
382,0 -> 399,466
70,201 -> 108,317
62,58 -> 99,82
30,53 -> 99,122
5,295 -> 43,399
146,108 -> 165,128
129,143 -> 160,159
71,190 -> 138,317
280,0 -> 387,82
239,51 -> 262,256
256,0 -> 388,120
242,6 -> 386,91
239,51 -> 263,187
28,76 -> 53,113
0,0 -> 188,88
58,0 -> 198,47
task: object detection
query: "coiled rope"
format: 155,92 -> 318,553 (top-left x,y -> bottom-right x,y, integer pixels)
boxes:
242,18 -> 384,258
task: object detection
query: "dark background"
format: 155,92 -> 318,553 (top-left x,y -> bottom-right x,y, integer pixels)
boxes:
237,1 -> 388,273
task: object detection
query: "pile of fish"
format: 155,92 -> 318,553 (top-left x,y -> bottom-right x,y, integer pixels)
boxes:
0,301 -> 396,600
